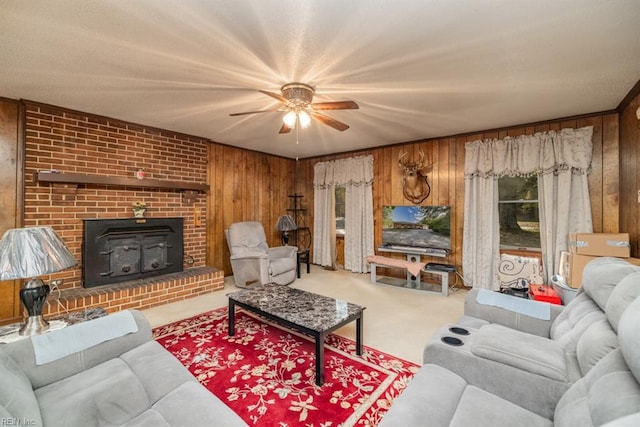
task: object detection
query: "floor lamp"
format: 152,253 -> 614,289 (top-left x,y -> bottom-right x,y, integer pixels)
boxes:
0,226 -> 77,336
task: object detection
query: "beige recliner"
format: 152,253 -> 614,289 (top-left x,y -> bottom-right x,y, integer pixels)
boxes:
225,221 -> 297,288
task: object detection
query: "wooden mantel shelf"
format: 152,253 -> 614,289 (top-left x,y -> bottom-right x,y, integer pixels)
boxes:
36,171 -> 209,192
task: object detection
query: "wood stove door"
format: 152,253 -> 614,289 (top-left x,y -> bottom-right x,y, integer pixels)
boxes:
142,235 -> 172,272
109,238 -> 141,278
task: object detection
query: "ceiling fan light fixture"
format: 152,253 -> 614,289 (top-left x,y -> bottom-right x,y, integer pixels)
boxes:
298,111 -> 311,128
283,111 -> 297,128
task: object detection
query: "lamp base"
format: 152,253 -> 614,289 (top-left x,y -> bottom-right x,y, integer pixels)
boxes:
19,278 -> 51,336
19,315 -> 50,336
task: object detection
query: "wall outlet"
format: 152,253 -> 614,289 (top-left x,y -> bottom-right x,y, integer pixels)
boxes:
638,190 -> 640,204
50,279 -> 64,289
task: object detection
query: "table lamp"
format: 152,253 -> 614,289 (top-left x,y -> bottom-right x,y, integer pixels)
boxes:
275,215 -> 297,246
0,226 -> 77,335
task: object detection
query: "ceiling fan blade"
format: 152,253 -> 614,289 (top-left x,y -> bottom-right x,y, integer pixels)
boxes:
311,101 -> 359,110
310,112 -> 350,131
229,109 -> 280,116
259,90 -> 288,103
279,123 -> 292,134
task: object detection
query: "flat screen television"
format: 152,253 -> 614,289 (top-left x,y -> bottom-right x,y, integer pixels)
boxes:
381,205 -> 451,251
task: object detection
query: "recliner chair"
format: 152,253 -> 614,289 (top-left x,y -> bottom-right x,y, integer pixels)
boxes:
225,221 -> 298,288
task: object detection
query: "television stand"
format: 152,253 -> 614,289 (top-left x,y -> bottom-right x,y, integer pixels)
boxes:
371,247 -> 451,296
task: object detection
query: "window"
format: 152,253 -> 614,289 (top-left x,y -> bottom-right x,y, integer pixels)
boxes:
335,186 -> 345,235
498,176 -> 540,249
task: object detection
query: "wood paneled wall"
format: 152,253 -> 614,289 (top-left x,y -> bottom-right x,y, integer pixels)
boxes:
0,98 -> 24,323
206,144 -> 295,275
295,112 -> 620,278
619,92 -> 640,257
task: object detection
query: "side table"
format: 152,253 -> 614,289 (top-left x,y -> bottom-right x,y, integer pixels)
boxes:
297,249 -> 310,278
0,307 -> 107,344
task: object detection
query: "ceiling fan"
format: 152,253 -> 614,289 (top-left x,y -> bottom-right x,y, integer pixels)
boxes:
229,83 -> 359,133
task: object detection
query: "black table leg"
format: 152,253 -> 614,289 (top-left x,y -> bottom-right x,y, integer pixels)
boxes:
228,300 -> 236,336
356,313 -> 363,356
315,332 -> 325,386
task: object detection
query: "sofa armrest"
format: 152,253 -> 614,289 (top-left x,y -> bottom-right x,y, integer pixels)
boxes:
230,251 -> 269,260
3,310 -> 152,389
462,289 -> 564,337
268,246 -> 297,259
470,324 -> 569,382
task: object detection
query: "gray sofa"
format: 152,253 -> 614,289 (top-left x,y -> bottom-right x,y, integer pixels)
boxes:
380,257 -> 640,426
0,310 -> 247,427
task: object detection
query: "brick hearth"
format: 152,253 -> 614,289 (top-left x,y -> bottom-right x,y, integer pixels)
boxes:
44,267 -> 224,317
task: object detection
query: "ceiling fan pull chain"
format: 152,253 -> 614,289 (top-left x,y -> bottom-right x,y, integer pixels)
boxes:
295,119 -> 300,161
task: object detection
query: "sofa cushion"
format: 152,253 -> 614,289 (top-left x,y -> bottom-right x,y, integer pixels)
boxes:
549,292 -> 607,353
0,348 -> 42,426
378,364 -> 552,427
618,295 -> 640,384
605,271 -> 640,333
152,381 -> 247,426
3,310 -> 152,389
121,382 -> 247,427
556,296 -> 640,426
574,319 -> 618,378
554,349 -> 640,427
119,341 -> 197,405
580,257 -> 640,311
35,357 -> 150,426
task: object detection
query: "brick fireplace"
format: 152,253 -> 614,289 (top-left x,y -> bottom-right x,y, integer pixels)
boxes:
22,101 -> 223,316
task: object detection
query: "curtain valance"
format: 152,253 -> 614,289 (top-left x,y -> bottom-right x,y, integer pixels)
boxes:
464,126 -> 593,178
313,155 -> 374,189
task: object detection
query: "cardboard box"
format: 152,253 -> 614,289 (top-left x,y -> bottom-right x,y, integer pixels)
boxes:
568,233 -> 630,258
561,252 -> 599,288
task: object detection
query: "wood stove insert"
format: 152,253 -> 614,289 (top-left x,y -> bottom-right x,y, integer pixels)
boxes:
82,218 -> 184,288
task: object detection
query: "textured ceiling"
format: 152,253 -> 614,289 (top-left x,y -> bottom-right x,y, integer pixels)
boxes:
2,0 -> 640,159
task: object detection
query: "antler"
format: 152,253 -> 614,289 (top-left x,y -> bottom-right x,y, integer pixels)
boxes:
398,149 -> 431,172
398,149 -> 410,169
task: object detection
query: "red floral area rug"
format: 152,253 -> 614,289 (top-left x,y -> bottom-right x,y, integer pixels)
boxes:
153,307 -> 419,426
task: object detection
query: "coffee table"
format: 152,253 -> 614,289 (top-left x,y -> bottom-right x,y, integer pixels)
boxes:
227,285 -> 365,386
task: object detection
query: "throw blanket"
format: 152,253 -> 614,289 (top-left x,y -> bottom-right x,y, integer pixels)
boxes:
476,289 -> 551,320
31,311 -> 138,365
366,255 -> 424,277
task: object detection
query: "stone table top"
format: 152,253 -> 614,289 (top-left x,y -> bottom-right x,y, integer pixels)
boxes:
227,284 -> 365,333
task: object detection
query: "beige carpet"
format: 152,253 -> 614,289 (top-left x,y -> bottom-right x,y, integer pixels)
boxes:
142,266 -> 468,365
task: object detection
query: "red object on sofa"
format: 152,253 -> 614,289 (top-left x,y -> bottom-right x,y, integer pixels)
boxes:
529,284 -> 562,305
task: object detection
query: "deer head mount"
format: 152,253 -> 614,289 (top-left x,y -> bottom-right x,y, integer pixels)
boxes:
398,149 -> 432,204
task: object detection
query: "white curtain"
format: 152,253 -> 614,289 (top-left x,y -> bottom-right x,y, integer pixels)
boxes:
463,126 -> 593,289
313,161 -> 336,268
313,155 -> 374,272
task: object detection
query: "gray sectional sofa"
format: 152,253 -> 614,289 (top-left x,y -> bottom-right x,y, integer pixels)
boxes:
0,310 -> 247,426
380,257 -> 640,426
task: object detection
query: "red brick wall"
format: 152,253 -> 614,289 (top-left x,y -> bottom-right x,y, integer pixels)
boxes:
23,101 -> 209,292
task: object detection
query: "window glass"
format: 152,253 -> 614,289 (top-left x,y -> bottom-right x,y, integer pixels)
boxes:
498,176 -> 540,249
335,186 -> 345,235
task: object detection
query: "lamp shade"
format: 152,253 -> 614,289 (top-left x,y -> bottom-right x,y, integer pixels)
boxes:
283,111 -> 297,128
275,215 -> 297,232
298,111 -> 311,128
0,226 -> 77,280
